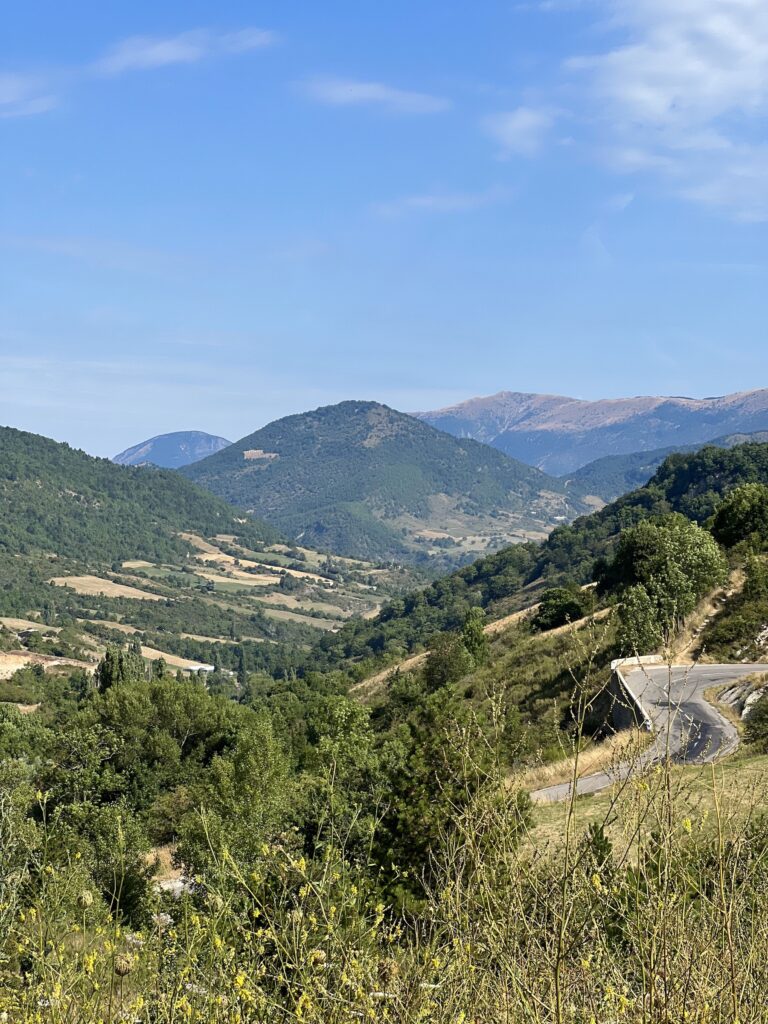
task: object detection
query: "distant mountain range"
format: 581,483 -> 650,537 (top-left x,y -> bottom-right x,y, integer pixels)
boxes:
113,431 -> 232,469
181,401 -> 589,564
417,389 -> 768,475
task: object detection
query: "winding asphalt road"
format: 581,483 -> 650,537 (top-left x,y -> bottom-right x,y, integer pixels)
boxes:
532,663 -> 766,803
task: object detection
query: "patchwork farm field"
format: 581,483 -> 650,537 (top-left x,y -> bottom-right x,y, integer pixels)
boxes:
2,530 -> 421,685
49,575 -> 165,600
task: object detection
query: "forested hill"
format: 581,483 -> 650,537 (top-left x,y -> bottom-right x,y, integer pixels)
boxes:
0,425 -> 280,564
563,430 -> 768,502
181,401 -> 587,564
314,442 -> 768,669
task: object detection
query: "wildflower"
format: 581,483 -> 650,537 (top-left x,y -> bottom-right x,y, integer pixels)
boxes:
78,890 -> 94,909
114,954 -> 133,977
296,992 -> 313,1020
682,817 -> 693,834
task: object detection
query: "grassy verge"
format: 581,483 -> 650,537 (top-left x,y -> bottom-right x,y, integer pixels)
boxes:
530,749 -> 768,850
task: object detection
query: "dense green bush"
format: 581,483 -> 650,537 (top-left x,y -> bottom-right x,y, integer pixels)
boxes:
604,514 -> 727,649
745,691 -> 768,751
711,482 -> 768,549
533,586 -> 593,631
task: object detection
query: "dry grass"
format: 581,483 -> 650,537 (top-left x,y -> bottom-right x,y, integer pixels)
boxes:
353,606 -> 612,703
531,750 -> 768,851
181,532 -> 329,583
0,616 -> 60,634
195,569 -> 276,588
483,605 -> 539,636
140,646 -> 214,671
266,543 -> 366,570
0,651 -> 93,681
262,607 -> 342,630
516,728 -> 652,793
670,568 -> 746,663
0,651 -> 44,680
81,619 -> 140,635
253,592 -> 357,616
350,610 -> 541,701
148,844 -> 183,882
49,576 -> 163,601
350,652 -> 429,700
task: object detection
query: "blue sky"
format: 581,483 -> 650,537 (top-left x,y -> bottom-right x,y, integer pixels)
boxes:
2,0 -> 767,456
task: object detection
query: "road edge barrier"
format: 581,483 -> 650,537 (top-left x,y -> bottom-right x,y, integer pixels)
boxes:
610,655 -> 661,732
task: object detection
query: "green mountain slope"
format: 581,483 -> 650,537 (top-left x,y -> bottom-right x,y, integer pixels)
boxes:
0,425 -> 279,564
181,401 -> 587,564
314,442 -> 768,670
563,430 -> 768,502
0,426 -> 421,674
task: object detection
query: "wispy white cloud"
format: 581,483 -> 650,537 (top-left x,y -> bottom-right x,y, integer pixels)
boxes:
303,76 -> 450,114
373,186 -> 513,217
0,27 -> 276,119
0,73 -> 56,118
605,191 -> 635,213
567,0 -> 768,220
481,106 -> 555,156
94,27 -> 277,75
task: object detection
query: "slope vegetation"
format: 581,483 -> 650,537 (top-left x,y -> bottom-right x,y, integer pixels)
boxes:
0,426 -> 277,564
564,430 -> 768,502
182,401 -> 586,564
314,442 -> 768,671
0,426 -> 422,678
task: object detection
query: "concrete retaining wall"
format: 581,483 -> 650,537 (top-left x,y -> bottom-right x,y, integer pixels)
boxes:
609,656 -> 661,732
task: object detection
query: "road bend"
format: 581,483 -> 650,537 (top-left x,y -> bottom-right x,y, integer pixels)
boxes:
531,663 -> 766,804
